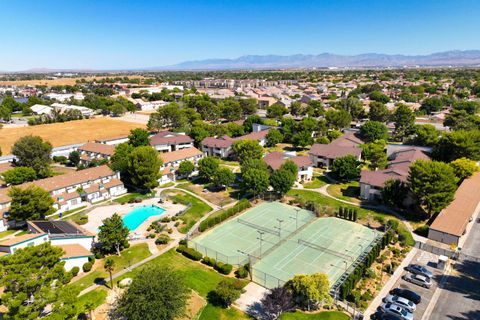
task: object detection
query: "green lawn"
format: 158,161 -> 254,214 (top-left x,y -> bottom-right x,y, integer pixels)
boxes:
113,192 -> 154,204
48,205 -> 87,220
0,229 -> 18,238
326,181 -> 361,204
280,311 -> 350,320
69,243 -> 151,291
303,175 -> 330,189
115,249 -> 250,319
75,288 -> 108,314
163,190 -> 212,233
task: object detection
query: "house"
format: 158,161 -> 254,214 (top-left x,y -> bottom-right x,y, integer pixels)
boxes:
51,103 -> 95,117
30,104 -> 53,115
159,147 -> 204,179
0,221 -> 94,271
309,133 -> 363,168
77,142 -> 115,166
95,135 -> 129,146
0,165 -> 127,215
149,131 -> 194,153
134,99 -> 167,111
201,128 -> 270,159
263,152 -> 313,181
359,147 -> 430,201
428,173 -> 480,246
27,220 -> 95,251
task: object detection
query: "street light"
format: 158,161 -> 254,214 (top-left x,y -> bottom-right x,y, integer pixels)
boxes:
275,218 -> 284,238
257,230 -> 265,256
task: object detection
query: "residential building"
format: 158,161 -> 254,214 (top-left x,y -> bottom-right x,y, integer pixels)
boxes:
51,103 -> 95,117
201,128 -> 269,159
309,133 -> 363,168
263,152 -> 313,181
27,220 -> 95,251
428,173 -> 480,246
149,131 -> 194,152
0,165 -> 127,215
30,104 -> 53,115
0,233 -> 49,256
158,147 -> 204,184
77,142 -> 115,166
359,147 -> 430,201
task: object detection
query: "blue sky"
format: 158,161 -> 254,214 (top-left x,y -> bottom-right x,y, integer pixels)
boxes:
1,0 -> 479,71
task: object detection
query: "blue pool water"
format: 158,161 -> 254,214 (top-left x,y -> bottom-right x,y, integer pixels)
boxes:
122,205 -> 166,231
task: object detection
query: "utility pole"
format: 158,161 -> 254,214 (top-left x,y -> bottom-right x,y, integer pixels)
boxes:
257,230 -> 265,256
276,218 -> 284,238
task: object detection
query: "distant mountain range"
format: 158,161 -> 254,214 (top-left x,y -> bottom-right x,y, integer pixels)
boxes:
158,50 -> 480,70
3,50 -> 480,73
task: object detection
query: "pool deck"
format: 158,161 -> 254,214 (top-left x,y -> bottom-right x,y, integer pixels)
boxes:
83,198 -> 185,235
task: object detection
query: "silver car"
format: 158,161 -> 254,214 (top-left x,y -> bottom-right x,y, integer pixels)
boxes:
383,294 -> 417,312
403,272 -> 432,288
405,264 -> 433,278
380,303 -> 414,320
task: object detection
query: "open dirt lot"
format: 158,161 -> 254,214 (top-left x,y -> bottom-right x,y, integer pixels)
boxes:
0,75 -> 145,86
0,117 -> 144,153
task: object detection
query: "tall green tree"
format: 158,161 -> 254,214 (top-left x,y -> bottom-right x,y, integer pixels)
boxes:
0,243 -> 69,320
177,160 -> 195,178
408,160 -> 458,215
1,167 -> 36,185
368,101 -> 390,122
331,155 -> 361,181
212,167 -> 235,188
68,151 -> 81,167
292,131 -> 314,148
392,104 -> 415,141
433,130 -> 480,162
381,179 -> 409,208
449,157 -> 478,181
128,128 -> 150,147
325,109 -> 352,129
286,273 -> 331,311
242,168 -> 270,195
11,135 -> 52,177
110,143 -> 135,183
267,103 -> 288,119
232,139 -> 264,164
362,140 -> 387,170
104,258 -> 115,289
98,213 -> 130,255
266,128 -> 284,147
198,156 -> 220,182
243,115 -> 264,133
8,185 -> 55,221
126,146 -> 161,190
270,168 -> 296,196
359,121 -> 388,142
110,267 -> 189,320
408,124 -> 440,147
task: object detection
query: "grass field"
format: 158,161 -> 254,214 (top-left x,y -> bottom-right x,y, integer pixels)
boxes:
0,117 -> 144,153
326,181 -> 361,204
115,249 -> 250,319
303,175 -> 330,189
161,189 -> 212,233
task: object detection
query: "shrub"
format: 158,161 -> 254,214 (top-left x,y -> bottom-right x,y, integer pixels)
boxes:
179,239 -> 187,246
161,217 -> 171,223
176,245 -> 202,261
174,221 -> 180,227
214,262 -> 233,275
83,262 -> 93,272
167,228 -> 173,234
88,257 -> 96,264
387,219 -> 399,231
148,233 -> 155,239
201,256 -> 216,267
199,199 -> 251,232
235,266 -> 249,279
208,279 -> 244,308
70,266 -> 80,277
155,234 -> 171,245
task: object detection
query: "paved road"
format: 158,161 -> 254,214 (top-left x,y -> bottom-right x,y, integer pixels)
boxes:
427,216 -> 480,320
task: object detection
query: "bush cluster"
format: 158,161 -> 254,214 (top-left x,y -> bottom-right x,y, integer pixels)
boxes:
83,262 -> 93,272
336,206 -> 358,221
235,265 -> 249,279
155,234 -> 171,245
176,245 -> 202,261
199,199 -> 251,232
214,261 -> 233,275
70,266 -> 80,276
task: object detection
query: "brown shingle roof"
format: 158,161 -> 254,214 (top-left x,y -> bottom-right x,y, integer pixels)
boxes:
78,142 -> 115,156
0,233 -> 47,247
264,152 -> 312,170
430,172 -> 480,237
201,130 -> 269,149
160,147 -> 203,164
309,133 -> 363,159
149,132 -> 193,146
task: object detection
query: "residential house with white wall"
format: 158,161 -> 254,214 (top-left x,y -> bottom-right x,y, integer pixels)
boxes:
149,131 -> 194,152
309,133 -> 363,168
77,142 -> 115,166
264,152 -> 313,182
158,147 -> 204,184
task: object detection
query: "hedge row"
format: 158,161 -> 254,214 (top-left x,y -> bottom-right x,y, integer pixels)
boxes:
176,245 -> 202,261
199,199 -> 251,232
200,256 -> 233,275
336,207 -> 358,221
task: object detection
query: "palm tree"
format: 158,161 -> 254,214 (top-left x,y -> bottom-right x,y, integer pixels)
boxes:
104,258 -> 115,289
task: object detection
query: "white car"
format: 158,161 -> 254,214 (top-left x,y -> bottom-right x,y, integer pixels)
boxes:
380,303 -> 414,320
383,294 -> 417,312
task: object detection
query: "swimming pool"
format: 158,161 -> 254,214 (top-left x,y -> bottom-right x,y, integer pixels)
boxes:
122,205 -> 166,231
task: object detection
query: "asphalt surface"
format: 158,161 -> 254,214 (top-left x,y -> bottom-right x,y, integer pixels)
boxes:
428,218 -> 480,320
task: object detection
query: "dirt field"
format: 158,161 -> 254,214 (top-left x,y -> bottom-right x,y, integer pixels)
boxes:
0,117 -> 144,153
0,75 -> 145,86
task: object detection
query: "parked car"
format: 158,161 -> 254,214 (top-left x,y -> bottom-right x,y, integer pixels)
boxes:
389,288 -> 421,304
383,294 -> 416,312
405,264 -> 433,278
403,273 -> 432,288
380,303 -> 413,320
372,310 -> 403,320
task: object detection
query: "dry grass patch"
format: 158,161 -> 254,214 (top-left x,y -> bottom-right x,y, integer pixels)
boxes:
0,75 -> 145,86
178,291 -> 207,320
0,117 -> 144,153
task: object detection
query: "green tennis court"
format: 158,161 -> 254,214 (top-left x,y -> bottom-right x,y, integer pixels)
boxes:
189,202 -> 315,265
189,201 -> 382,289
252,217 -> 381,288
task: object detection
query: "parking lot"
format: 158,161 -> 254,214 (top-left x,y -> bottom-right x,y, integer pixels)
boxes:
374,250 -> 444,319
